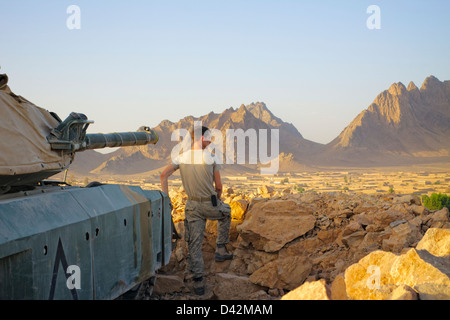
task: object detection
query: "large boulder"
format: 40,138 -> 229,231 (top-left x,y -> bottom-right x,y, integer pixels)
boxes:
415,227 -> 450,257
249,256 -> 312,290
381,222 -> 422,253
340,228 -> 450,300
236,199 -> 316,252
343,250 -> 401,300
428,207 -> 450,229
281,279 -> 330,300
230,199 -> 249,221
390,248 -> 450,300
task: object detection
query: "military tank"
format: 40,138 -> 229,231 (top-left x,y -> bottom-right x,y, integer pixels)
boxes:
0,73 -> 173,299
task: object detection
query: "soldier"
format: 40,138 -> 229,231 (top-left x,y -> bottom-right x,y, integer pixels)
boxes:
160,125 -> 233,295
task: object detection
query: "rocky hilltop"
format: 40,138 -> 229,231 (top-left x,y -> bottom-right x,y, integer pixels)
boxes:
151,187 -> 450,300
70,75 -> 450,175
323,75 -> 450,166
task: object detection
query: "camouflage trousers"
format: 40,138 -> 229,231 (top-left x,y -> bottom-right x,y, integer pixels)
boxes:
184,199 -> 231,278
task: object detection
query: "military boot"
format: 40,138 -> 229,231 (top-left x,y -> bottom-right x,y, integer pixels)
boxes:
192,276 -> 205,295
214,244 -> 233,262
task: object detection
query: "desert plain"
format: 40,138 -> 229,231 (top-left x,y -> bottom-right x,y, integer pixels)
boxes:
64,162 -> 450,199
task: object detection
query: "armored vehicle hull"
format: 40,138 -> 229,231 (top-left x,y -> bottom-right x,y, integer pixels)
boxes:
0,181 -> 172,299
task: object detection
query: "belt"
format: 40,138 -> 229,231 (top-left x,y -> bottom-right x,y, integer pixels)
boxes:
187,195 -> 211,202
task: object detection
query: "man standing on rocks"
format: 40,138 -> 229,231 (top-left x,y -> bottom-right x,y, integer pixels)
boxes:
160,124 -> 233,295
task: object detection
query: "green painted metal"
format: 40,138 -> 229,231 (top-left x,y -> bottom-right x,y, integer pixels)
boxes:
0,184 -> 171,300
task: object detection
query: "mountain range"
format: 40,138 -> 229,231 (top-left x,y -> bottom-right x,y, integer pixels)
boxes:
70,75 -> 450,176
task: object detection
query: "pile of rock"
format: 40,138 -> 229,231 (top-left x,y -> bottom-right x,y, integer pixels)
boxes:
153,186 -> 450,300
283,228 -> 450,300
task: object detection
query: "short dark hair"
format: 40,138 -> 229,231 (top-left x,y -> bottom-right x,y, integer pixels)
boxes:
190,125 -> 210,141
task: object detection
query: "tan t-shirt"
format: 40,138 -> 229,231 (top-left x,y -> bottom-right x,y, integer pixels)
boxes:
172,149 -> 221,198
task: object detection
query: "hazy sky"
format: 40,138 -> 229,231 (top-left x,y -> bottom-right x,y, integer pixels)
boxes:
1,0 -> 449,144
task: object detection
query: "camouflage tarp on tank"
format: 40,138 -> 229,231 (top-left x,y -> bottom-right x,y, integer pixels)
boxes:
0,74 -> 73,177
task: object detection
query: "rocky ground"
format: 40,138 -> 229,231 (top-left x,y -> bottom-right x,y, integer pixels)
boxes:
149,185 -> 450,300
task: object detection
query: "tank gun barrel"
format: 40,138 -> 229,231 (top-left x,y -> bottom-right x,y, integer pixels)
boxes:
47,112 -> 158,152
85,129 -> 158,150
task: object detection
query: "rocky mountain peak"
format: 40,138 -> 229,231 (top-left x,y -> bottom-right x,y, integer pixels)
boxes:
245,102 -> 273,121
388,82 -> 407,96
327,75 -> 450,162
407,81 -> 418,92
420,75 -> 441,91
235,103 -> 250,115
245,102 -> 303,138
418,76 -> 450,111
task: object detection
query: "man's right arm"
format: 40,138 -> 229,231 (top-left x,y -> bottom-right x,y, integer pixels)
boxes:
160,164 -> 177,195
